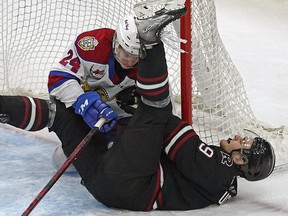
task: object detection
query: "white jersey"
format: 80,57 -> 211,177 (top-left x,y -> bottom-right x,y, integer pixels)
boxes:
48,28 -> 138,118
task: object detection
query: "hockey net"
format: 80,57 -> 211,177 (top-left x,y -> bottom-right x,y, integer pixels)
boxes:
0,0 -> 287,167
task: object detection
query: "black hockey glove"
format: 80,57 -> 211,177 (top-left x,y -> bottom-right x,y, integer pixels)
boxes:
116,86 -> 140,115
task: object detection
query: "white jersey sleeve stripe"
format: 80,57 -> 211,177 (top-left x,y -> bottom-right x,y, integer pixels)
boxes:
136,77 -> 169,90
24,96 -> 36,131
165,125 -> 192,155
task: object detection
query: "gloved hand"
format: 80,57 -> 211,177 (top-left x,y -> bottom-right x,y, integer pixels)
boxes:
116,86 -> 139,114
73,91 -> 117,132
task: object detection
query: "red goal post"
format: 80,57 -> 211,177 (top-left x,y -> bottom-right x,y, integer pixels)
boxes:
180,0 -> 192,124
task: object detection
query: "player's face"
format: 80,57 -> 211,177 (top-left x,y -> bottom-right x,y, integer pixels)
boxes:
220,135 -> 254,165
221,135 -> 253,148
115,44 -> 139,69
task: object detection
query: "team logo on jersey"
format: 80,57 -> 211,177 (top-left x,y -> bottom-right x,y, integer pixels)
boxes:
90,65 -> 105,80
78,36 -> 98,51
220,151 -> 233,167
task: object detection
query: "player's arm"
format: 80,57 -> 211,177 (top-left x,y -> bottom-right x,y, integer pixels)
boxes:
48,36 -> 117,132
48,41 -> 85,108
116,85 -> 139,115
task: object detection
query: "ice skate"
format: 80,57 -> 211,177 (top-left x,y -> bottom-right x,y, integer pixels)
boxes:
134,4 -> 187,46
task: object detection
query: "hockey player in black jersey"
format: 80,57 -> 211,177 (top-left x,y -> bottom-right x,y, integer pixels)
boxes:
0,3 -> 275,212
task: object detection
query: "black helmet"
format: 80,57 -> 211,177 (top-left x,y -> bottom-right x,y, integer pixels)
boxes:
238,137 -> 276,181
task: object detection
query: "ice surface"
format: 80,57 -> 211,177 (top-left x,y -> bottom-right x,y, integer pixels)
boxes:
216,0 -> 288,128
1,125 -> 288,216
1,0 -> 288,215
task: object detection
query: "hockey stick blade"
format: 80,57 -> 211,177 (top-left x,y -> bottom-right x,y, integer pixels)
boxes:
21,117 -> 106,216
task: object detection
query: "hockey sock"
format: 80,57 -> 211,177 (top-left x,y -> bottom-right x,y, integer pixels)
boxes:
136,42 -> 170,106
0,96 -> 50,131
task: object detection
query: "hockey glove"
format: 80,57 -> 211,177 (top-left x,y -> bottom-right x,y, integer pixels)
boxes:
116,86 -> 139,115
73,91 -> 117,132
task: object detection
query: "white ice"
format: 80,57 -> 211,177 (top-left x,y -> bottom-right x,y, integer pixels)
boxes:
1,0 -> 288,215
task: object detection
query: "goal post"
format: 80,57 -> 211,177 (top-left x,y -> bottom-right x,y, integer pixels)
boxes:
0,0 -> 287,167
180,0 -> 192,125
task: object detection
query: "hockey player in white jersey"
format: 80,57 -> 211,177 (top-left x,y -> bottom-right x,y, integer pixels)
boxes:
47,14 -> 142,169
48,14 -> 140,128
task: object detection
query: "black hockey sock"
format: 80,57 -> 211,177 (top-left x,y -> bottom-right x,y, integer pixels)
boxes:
0,96 -> 50,131
137,42 -> 170,103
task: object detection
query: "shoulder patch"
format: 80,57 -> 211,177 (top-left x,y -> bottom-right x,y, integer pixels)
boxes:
78,36 -> 98,51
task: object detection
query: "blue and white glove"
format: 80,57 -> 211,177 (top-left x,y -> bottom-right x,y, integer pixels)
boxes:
73,92 -> 117,132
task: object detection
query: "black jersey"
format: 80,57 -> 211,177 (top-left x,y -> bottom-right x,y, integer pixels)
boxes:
50,100 -> 239,211
157,116 -> 239,210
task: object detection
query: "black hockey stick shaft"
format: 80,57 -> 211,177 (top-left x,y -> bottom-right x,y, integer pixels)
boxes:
21,118 -> 106,216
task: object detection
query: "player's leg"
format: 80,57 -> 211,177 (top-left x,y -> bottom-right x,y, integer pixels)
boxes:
48,99 -> 108,179
51,142 -> 77,172
90,8 -> 187,190
0,95 -> 73,171
135,3 -> 203,184
0,95 -> 52,131
101,5 -> 185,181
83,5 -> 188,211
83,41 -> 172,212
0,95 -> 107,178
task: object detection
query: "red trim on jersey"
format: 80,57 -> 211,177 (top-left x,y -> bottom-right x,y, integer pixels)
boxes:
19,97 -> 30,129
32,98 -> 42,130
169,131 -> 197,161
138,84 -> 169,97
137,71 -> 168,83
163,121 -> 187,147
48,74 -> 66,88
146,165 -> 162,211
156,191 -> 163,208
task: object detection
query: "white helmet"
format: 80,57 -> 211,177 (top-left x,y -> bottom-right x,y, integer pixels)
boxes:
114,15 -> 140,55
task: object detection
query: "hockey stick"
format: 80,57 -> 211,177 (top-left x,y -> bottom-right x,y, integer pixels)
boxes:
21,117 -> 106,216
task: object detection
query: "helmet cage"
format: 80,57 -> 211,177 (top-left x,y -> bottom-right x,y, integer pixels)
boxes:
240,137 -> 268,164
237,136 -> 253,165
237,137 -> 276,181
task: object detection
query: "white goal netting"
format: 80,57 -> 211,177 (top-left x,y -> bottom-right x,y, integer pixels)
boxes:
0,0 -> 287,166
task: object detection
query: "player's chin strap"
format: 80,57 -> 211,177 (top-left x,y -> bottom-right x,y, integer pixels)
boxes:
227,137 -> 249,165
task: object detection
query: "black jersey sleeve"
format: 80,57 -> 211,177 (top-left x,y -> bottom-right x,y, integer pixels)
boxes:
191,144 -> 239,202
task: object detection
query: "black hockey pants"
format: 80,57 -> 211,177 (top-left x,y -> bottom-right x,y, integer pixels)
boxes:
50,99 -> 173,211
